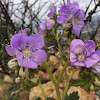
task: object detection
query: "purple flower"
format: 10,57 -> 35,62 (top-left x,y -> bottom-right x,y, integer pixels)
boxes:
72,10 -> 85,35
39,19 -> 55,35
5,30 -> 47,69
57,1 -> 79,24
70,39 -> 99,68
48,6 -> 56,18
92,50 -> 100,75
57,0 -> 85,35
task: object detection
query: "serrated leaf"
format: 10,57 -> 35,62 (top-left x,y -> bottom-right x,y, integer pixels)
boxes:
71,72 -> 94,91
45,97 -> 55,100
64,91 -> 79,100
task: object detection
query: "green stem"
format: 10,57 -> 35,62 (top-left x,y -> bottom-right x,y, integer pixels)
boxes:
96,43 -> 100,48
37,74 -> 47,99
55,34 -> 65,65
44,61 -> 61,100
58,63 -> 69,84
62,68 -> 75,100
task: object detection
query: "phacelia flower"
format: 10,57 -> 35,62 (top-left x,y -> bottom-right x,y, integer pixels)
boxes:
70,39 -> 99,68
39,19 -> 55,35
72,9 -> 85,35
57,0 -> 85,36
5,29 -> 47,69
57,1 -> 79,24
92,50 -> 100,75
48,6 -> 56,18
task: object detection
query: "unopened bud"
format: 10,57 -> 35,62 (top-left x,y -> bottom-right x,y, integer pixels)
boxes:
19,67 -> 29,77
92,62 -> 100,76
63,23 -> 72,30
15,77 -> 21,83
8,58 -> 18,69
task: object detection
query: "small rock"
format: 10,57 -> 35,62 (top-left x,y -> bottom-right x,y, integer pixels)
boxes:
29,81 -> 63,100
4,75 -> 14,83
67,86 -> 97,100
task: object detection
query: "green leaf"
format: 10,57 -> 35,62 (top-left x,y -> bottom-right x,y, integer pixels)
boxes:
45,97 -> 55,100
36,97 -> 41,100
64,91 -> 79,100
71,72 -> 94,91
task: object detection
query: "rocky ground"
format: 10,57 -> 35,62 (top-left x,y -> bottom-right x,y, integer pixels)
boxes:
0,52 -> 98,100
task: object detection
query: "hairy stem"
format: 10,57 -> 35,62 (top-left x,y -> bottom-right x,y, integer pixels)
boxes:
62,68 -> 75,100
44,61 -> 61,100
37,74 -> 47,99
58,62 -> 69,84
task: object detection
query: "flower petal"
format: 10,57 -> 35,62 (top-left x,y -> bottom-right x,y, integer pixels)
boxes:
57,16 -> 71,24
72,10 -> 85,35
67,0 -> 71,5
48,6 -> 56,18
84,53 -> 99,68
71,61 -> 85,67
46,19 -> 55,30
11,33 -> 28,49
70,39 -> 84,52
29,34 -> 45,49
72,21 -> 84,35
70,51 -> 77,63
32,49 -> 47,65
5,46 -> 16,57
84,40 -> 96,57
16,50 -> 38,69
40,23 -> 46,30
95,49 -> 100,58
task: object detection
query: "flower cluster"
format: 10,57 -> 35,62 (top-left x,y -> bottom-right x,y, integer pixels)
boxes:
70,39 -> 99,68
6,29 -> 47,69
39,19 -> 55,35
57,0 -> 85,35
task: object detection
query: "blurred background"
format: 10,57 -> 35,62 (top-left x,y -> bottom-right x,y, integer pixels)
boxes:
0,0 -> 100,100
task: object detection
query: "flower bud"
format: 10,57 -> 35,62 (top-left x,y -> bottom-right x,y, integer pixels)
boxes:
19,67 -> 29,77
15,77 -> 21,83
8,58 -> 18,69
92,62 -> 100,76
63,23 -> 71,30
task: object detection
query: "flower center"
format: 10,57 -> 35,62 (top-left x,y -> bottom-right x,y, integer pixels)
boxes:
23,49 -> 31,55
78,55 -> 85,61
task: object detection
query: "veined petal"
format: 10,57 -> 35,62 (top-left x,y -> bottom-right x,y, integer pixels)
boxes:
5,45 -> 16,57
11,33 -> 28,49
71,61 -> 85,67
84,40 -> 96,57
16,50 -> 38,69
72,21 -> 84,35
59,6 -> 70,15
84,53 -> 99,68
28,34 -> 45,49
32,49 -> 47,65
74,10 -> 85,21
70,39 -> 84,52
70,51 -> 77,63
71,2 -> 79,12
